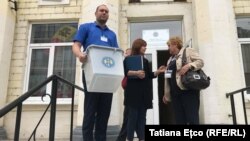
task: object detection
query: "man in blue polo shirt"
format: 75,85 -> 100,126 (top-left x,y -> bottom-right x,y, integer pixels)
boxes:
72,4 -> 119,141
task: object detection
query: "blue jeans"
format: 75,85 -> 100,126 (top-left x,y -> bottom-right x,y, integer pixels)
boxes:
126,106 -> 147,141
82,92 -> 113,141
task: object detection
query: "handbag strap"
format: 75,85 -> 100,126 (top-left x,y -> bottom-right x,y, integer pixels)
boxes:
182,48 -> 187,66
182,39 -> 192,66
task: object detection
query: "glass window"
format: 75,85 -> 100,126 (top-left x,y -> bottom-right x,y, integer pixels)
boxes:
30,23 -> 78,43
236,18 -> 250,38
38,0 -> 70,6
53,46 -> 76,98
241,44 -> 250,93
28,49 -> 49,96
27,22 -> 77,99
129,0 -> 186,3
130,20 -> 182,48
237,18 -> 250,93
129,0 -> 140,3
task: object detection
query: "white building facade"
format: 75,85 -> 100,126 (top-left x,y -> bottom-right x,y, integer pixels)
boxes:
1,0 -> 250,140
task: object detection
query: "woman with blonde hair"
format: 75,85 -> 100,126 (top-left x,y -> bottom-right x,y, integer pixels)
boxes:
163,36 -> 204,124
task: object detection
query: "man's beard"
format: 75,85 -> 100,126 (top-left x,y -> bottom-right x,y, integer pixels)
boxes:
98,18 -> 107,25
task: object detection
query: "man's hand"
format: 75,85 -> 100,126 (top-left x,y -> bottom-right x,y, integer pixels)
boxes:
72,42 -> 87,64
78,52 -> 87,63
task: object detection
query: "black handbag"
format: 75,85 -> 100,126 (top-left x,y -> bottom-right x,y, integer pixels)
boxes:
181,48 -> 210,90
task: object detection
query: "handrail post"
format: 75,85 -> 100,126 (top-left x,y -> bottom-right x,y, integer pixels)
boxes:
70,87 -> 75,141
0,74 -> 86,141
229,95 -> 237,125
241,92 -> 248,124
49,76 -> 58,141
14,104 -> 22,141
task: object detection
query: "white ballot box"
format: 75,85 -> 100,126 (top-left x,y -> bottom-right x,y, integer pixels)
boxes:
82,45 -> 124,93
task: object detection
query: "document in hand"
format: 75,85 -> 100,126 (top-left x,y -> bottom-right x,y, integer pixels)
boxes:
125,55 -> 144,71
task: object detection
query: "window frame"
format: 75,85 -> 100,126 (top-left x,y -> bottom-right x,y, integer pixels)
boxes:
236,17 -> 250,39
140,0 -> 174,2
38,0 -> 70,6
238,38 -> 250,89
129,0 -> 186,3
236,17 -> 250,97
24,22 -> 78,105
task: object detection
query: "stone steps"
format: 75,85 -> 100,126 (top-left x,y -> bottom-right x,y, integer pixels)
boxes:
0,125 -> 139,141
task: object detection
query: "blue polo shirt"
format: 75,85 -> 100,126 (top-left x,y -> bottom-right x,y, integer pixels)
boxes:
73,22 -> 119,51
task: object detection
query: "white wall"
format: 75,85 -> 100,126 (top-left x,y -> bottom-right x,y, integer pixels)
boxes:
193,0 -> 245,124
0,0 -> 16,126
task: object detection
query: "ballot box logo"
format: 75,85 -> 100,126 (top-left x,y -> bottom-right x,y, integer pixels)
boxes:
102,57 -> 115,68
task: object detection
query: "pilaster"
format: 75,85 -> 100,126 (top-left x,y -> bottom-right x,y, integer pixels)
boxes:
192,0 -> 245,124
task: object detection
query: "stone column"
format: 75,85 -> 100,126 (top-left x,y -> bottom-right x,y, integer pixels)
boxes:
192,0 -> 245,124
0,0 -> 16,139
73,0 -> 120,140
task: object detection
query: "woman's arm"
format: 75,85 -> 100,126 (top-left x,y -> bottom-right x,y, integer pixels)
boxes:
187,48 -> 204,71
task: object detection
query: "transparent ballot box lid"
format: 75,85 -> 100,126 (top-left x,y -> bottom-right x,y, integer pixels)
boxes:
82,45 -> 124,93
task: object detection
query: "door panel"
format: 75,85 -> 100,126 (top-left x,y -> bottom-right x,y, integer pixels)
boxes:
157,50 -> 175,124
130,20 -> 182,124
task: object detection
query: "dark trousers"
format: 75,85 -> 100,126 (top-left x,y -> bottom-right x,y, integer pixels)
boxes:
116,106 -> 129,141
82,92 -> 113,141
126,106 -> 147,141
171,91 -> 200,124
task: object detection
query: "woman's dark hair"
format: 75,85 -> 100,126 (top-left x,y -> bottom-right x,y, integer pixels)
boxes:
131,38 -> 147,55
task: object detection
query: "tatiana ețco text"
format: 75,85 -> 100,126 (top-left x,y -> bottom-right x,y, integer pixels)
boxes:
148,128 -> 246,139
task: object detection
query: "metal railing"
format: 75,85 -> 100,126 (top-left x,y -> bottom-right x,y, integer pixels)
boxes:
0,74 -> 84,141
226,87 -> 250,125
